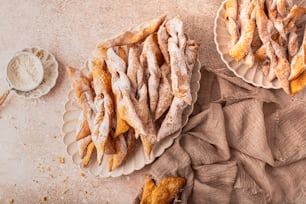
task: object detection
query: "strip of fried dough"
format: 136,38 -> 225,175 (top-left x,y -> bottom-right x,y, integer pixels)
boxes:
277,0 -> 289,17
289,27 -> 306,80
108,129 -> 136,171
255,45 -> 267,62
271,41 -> 291,94
225,0 -> 239,49
128,46 -> 156,157
288,30 -> 299,59
98,15 -> 166,49
290,70 -> 306,96
77,135 -> 92,159
83,142 -> 95,167
89,58 -> 116,164
155,63 -> 173,121
284,5 -> 306,33
75,112 -> 91,141
66,66 -> 95,130
151,177 -> 186,204
157,21 -> 170,64
166,17 -> 193,105
157,97 -> 187,141
141,34 -> 163,114
140,176 -> 156,204
255,4 -> 277,81
105,48 -> 148,138
229,0 -> 256,63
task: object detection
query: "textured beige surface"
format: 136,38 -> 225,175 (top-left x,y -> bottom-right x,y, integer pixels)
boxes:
0,0 -> 222,203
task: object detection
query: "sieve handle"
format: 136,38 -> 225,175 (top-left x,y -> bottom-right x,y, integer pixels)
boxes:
0,89 -> 10,106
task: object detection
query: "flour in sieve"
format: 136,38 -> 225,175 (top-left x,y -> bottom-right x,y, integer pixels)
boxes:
8,54 -> 42,90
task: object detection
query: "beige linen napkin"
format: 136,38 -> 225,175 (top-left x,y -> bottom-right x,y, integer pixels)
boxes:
135,66 -> 306,204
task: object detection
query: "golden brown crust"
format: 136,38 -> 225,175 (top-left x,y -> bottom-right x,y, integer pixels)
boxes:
83,142 -> 95,167
290,70 -> 306,96
140,176 -> 156,204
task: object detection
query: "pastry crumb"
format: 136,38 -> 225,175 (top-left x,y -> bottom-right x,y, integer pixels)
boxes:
58,157 -> 65,164
6,198 -> 14,204
47,166 -> 51,171
80,172 -> 85,177
41,196 -> 47,201
62,189 -> 69,194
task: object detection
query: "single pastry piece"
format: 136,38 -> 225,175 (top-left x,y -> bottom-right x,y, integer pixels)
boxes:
284,5 -> 306,33
157,97 -> 187,141
154,63 -> 173,121
140,34 -> 163,114
151,177 -> 186,204
157,21 -> 170,64
140,176 -> 186,204
288,29 -> 299,59
290,70 -> 306,96
225,0 -> 239,49
89,58 -> 115,164
82,141 -> 95,167
98,15 -> 166,49
255,3 -> 278,81
228,0 -> 255,63
276,0 -> 290,17
75,112 -> 91,141
105,48 -> 148,138
127,46 -> 156,158
166,17 -> 193,105
108,129 -> 136,171
271,41 -> 291,94
66,66 -> 96,135
77,134 -> 92,159
140,176 -> 156,204
289,27 -> 306,81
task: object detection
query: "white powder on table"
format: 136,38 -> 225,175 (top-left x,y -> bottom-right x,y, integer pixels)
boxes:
7,53 -> 43,91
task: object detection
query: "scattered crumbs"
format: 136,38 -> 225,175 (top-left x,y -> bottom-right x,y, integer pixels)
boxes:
85,191 -> 88,195
47,166 -> 51,171
49,174 -> 55,179
80,172 -> 85,177
63,176 -> 69,183
33,179 -> 39,184
41,196 -> 47,201
53,135 -> 57,139
62,189 -> 69,194
58,157 -> 65,164
23,143 -> 26,146
6,198 -> 14,204
36,51 -> 44,59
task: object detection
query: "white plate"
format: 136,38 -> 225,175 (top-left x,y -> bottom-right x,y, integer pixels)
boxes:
214,1 -> 305,89
14,47 -> 59,98
62,59 -> 201,177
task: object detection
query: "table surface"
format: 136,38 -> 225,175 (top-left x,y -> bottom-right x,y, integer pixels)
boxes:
0,0 -> 230,203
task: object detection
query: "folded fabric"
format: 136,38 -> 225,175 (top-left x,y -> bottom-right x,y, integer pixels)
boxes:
135,66 -> 306,204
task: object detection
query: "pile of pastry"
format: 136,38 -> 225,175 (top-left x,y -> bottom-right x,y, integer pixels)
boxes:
225,0 -> 306,95
66,15 -> 199,171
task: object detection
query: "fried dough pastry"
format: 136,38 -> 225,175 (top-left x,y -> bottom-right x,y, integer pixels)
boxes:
83,141 -> 95,167
108,129 -> 136,171
105,48 -> 148,138
284,5 -> 306,33
98,15 -> 166,49
141,34 -> 163,114
228,0 -> 256,63
289,27 -> 306,81
151,177 -> 186,204
166,17 -> 192,105
157,21 -> 170,64
288,30 -> 299,59
225,0 -> 239,49
271,41 -> 291,94
140,176 -> 156,204
77,134 -> 92,159
89,58 -> 115,164
66,66 -> 95,132
128,46 -> 156,157
290,70 -> 306,96
75,112 -> 91,141
155,63 -> 173,121
157,97 -> 187,141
